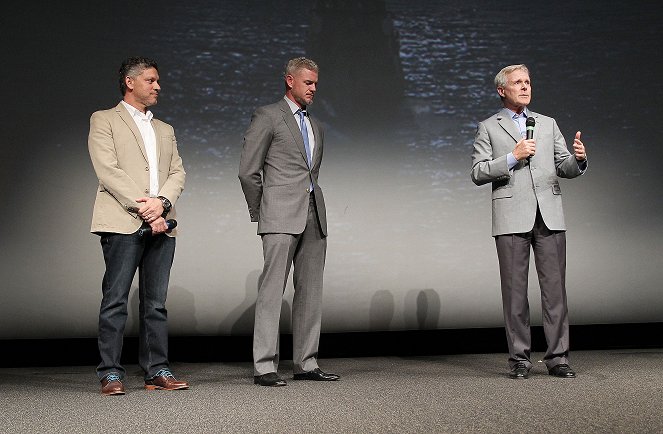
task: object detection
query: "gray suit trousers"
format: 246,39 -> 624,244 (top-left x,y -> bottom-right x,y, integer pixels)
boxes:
253,194 -> 327,375
495,209 -> 570,370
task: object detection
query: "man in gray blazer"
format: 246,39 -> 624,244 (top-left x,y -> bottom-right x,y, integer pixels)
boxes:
239,57 -> 339,386
471,64 -> 587,379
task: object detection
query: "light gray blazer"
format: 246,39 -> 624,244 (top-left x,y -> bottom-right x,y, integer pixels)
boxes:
471,108 -> 586,236
239,98 -> 327,236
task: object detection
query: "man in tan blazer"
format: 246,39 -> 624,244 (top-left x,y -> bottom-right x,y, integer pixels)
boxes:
239,57 -> 339,386
471,64 -> 587,380
88,57 -> 187,395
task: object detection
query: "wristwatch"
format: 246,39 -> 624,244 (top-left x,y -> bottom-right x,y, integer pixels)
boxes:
158,196 -> 172,215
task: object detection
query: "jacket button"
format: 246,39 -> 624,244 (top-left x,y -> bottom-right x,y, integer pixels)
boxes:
145,166 -> 149,171
306,188 -> 311,193
144,189 -> 149,194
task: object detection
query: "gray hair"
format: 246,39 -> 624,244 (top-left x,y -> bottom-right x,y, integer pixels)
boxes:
284,57 -> 319,77
494,64 -> 529,89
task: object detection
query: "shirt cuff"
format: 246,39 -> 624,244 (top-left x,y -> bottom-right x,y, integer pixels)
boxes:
506,152 -> 518,170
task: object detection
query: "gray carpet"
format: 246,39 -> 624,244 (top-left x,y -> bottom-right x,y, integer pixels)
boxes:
1,349 -> 661,433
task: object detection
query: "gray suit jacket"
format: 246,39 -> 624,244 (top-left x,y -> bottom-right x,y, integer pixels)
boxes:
239,98 -> 327,236
471,108 -> 586,236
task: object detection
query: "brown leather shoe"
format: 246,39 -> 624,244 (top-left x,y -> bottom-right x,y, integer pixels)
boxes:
144,369 -> 189,391
101,374 -> 125,396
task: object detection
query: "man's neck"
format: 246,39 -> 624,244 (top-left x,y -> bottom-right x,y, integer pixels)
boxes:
123,97 -> 147,114
504,104 -> 526,115
285,93 -> 303,109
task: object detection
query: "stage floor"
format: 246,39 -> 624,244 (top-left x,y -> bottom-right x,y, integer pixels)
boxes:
1,349 -> 661,433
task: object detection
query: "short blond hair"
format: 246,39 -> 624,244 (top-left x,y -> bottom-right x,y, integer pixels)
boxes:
284,57 -> 319,77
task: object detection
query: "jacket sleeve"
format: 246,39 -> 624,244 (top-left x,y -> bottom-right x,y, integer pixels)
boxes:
470,121 -> 511,186
238,107 -> 273,222
552,119 -> 587,179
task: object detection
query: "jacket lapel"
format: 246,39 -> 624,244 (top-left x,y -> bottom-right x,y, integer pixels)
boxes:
496,108 -> 523,143
530,111 -> 542,142
152,119 -> 162,162
280,99 -> 310,167
116,103 -> 148,163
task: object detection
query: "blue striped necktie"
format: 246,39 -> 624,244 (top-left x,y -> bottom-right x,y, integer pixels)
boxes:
298,109 -> 313,167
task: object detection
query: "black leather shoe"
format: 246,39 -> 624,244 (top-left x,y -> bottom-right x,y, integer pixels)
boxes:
548,364 -> 576,378
509,362 -> 530,379
254,372 -> 287,387
293,368 -> 340,381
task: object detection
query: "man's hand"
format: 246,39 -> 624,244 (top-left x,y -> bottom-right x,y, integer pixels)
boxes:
513,138 -> 536,161
149,216 -> 169,235
136,197 -> 165,224
573,131 -> 586,161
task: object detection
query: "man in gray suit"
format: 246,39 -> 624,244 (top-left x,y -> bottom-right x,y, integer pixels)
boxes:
471,64 -> 587,379
239,57 -> 339,387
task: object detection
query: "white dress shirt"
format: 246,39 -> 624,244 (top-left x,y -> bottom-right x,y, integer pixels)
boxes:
121,101 -> 159,196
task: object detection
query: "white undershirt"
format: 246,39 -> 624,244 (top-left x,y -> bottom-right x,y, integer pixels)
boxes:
122,101 -> 159,196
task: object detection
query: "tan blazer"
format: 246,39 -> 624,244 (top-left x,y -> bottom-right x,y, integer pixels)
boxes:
88,102 -> 185,235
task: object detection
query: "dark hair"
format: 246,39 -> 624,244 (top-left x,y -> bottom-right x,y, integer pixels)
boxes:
118,57 -> 158,96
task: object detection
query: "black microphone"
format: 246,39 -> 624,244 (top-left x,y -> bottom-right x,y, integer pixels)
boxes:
139,219 -> 177,237
526,116 -> 535,140
525,116 -> 535,161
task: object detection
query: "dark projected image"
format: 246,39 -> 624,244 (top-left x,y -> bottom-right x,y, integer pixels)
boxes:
1,0 -> 662,338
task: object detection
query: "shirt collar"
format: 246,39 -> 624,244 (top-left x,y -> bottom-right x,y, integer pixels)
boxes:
284,96 -> 306,115
121,100 -> 153,121
504,107 -> 528,120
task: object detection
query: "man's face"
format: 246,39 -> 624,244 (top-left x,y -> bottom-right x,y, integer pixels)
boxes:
497,69 -> 531,112
126,67 -> 160,110
286,68 -> 318,107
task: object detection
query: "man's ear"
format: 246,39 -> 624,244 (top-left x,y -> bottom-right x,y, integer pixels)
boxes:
285,74 -> 294,90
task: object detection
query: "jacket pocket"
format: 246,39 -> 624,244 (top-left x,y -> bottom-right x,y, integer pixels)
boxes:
492,188 -> 513,200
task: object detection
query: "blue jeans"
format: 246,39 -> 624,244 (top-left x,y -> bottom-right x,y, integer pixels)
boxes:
96,230 -> 175,380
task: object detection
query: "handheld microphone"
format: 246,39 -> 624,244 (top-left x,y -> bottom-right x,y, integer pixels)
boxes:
525,117 -> 535,161
139,219 -> 177,237
526,116 -> 535,140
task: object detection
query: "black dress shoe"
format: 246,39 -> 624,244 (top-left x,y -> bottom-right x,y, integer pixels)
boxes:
293,368 -> 340,381
509,362 -> 530,379
254,372 -> 287,387
548,364 -> 576,378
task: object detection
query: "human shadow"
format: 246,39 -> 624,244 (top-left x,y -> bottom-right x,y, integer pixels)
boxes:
166,285 -> 198,333
404,288 -> 441,330
218,269 -> 292,336
369,289 -> 395,331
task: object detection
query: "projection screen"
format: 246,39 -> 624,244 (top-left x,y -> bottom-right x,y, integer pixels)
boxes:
1,0 -> 661,339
